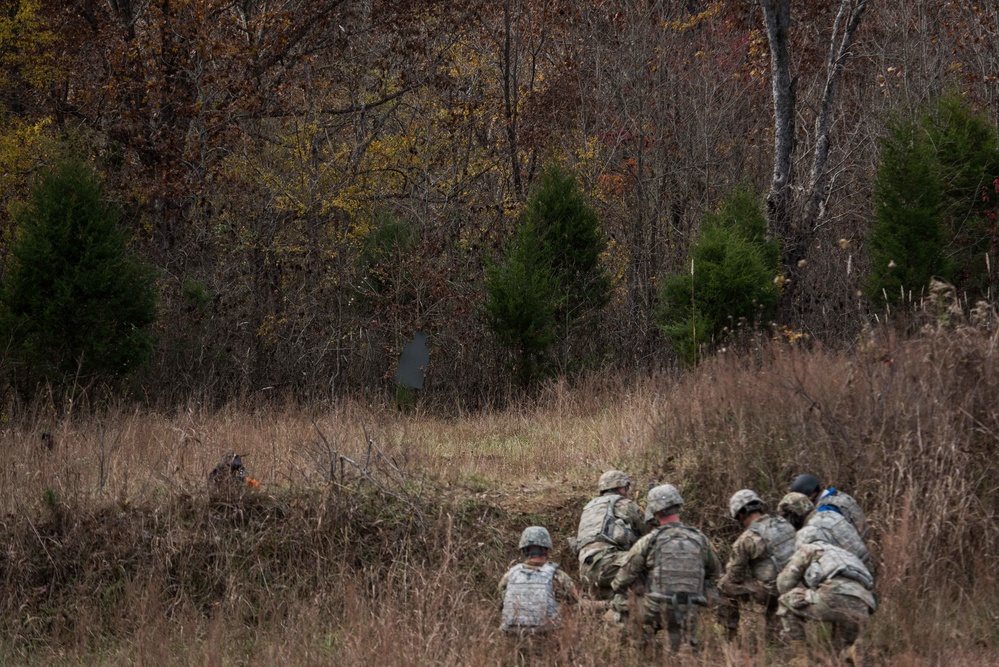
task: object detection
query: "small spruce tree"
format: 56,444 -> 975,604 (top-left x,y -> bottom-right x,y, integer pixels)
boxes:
0,158 -> 158,391
484,220 -> 556,387
658,186 -> 779,365
866,120 -> 951,303
867,93 -> 999,303
485,165 -> 611,386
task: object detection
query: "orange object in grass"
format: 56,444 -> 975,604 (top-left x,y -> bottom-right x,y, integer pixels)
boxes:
246,477 -> 260,487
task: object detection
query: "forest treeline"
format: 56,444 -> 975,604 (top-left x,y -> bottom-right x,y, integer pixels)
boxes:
1,0 -> 997,406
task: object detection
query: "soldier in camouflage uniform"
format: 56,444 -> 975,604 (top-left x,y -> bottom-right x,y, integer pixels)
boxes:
799,511 -> 873,573
717,489 -> 797,643
573,470 -> 649,599
791,473 -> 869,538
499,526 -> 579,638
611,484 -> 721,653
777,531 -> 877,667
208,452 -> 250,498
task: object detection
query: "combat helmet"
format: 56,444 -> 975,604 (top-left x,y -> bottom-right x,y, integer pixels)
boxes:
729,489 -> 765,520
598,470 -> 632,493
519,526 -> 554,550
790,473 -> 822,499
646,484 -> 684,517
778,492 -> 814,529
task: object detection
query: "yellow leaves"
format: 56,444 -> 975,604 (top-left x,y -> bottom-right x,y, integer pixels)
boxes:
662,2 -> 721,32
0,0 -> 59,91
0,116 -> 54,212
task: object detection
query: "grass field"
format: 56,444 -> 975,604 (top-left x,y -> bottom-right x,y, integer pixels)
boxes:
2,324 -> 998,665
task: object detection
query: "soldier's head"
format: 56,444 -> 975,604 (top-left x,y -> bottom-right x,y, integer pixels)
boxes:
598,470 -> 632,497
729,489 -> 765,525
518,526 -> 553,561
790,473 -> 823,502
778,492 -> 814,529
646,484 -> 683,525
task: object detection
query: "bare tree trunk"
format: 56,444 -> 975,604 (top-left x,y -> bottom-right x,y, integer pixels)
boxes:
503,0 -> 524,200
760,0 -> 795,246
761,0 -> 868,320
803,0 -> 870,231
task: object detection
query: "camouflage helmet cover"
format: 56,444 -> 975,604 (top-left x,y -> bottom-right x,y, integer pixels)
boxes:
519,526 -> 553,550
598,470 -> 632,493
646,484 -> 684,516
729,489 -> 764,519
778,492 -> 814,519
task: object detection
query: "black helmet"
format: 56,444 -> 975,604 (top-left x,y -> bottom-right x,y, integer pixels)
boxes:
790,473 -> 822,498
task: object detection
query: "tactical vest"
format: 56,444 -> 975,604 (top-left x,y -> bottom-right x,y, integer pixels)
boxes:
501,563 -> 560,631
802,511 -> 870,566
804,543 -> 874,591
818,490 -> 867,536
649,525 -> 706,601
747,515 -> 796,583
575,494 -> 636,552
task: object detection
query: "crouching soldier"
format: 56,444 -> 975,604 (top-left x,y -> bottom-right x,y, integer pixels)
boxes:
611,484 -> 721,654
717,489 -> 797,643
777,531 -> 877,667
790,473 -> 868,538
499,526 -> 579,658
573,470 -> 648,599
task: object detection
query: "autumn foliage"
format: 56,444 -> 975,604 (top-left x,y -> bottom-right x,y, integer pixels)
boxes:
0,0 -> 995,401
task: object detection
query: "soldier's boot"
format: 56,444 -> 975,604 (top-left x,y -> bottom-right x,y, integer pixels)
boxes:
789,639 -> 810,667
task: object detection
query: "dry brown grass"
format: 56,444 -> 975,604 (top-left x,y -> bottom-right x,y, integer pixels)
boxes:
2,323 -> 998,665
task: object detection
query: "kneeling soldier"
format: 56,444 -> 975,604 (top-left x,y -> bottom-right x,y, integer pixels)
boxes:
499,526 -> 579,657
611,484 -> 721,653
573,470 -> 648,599
717,489 -> 797,643
777,531 -> 877,667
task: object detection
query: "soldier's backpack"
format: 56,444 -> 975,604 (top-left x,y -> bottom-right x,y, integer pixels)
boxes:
804,543 -> 875,591
574,494 -> 637,554
817,489 -> 868,537
802,510 -> 871,569
649,525 -> 708,605
747,514 -> 797,583
501,563 -> 560,632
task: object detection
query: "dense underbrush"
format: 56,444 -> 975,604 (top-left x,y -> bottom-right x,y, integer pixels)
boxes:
1,318 -> 998,665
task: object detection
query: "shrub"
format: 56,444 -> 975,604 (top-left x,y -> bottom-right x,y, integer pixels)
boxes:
867,93 -> 999,303
0,158 -> 157,392
658,186 -> 779,364
485,165 -> 611,385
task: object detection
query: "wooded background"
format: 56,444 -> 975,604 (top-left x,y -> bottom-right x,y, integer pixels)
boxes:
1,0 -> 997,404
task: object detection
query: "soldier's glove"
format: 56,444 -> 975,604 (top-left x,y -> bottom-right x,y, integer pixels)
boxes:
612,593 -> 629,614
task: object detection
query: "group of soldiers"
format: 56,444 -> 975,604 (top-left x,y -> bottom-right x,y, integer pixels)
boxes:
499,471 -> 875,665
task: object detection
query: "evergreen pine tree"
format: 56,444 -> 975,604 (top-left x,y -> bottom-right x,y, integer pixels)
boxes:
484,165 -> 611,386
484,220 -> 556,387
866,120 -> 950,303
1,158 -> 158,390
658,187 -> 779,365
867,94 -> 999,303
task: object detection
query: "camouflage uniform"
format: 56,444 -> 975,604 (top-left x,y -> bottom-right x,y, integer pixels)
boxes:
611,522 -> 722,652
800,509 -> 873,573
208,452 -> 249,497
777,541 -> 876,656
575,494 -> 648,598
717,514 -> 796,640
499,558 -> 578,660
813,488 -> 869,539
